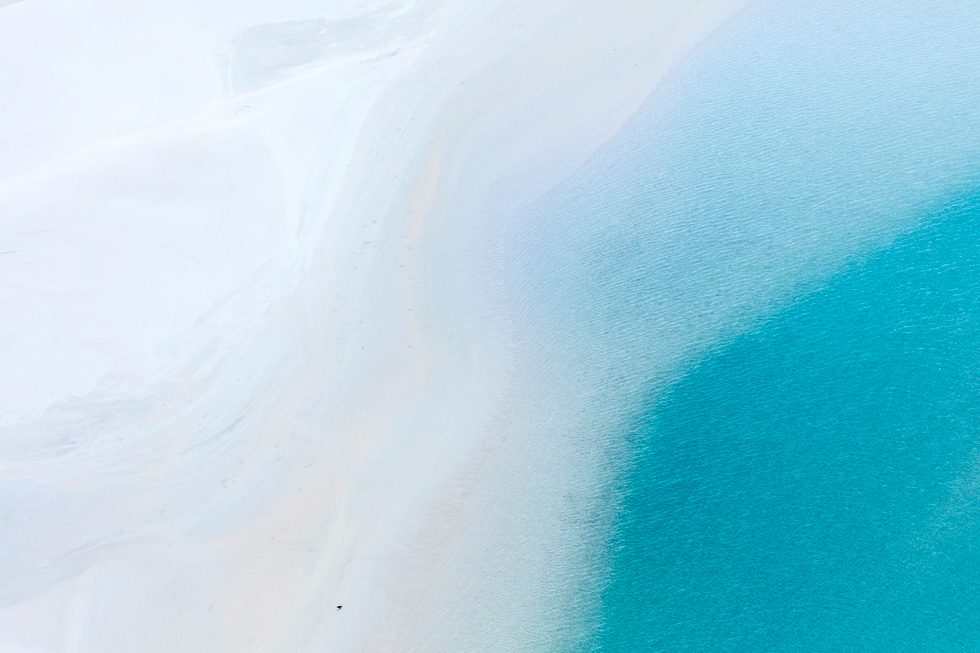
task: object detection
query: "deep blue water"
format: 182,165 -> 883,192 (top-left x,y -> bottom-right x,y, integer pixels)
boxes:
505,1 -> 980,650
592,193 -> 980,651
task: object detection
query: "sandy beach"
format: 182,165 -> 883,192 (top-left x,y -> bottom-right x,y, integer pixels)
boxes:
0,1 -> 742,650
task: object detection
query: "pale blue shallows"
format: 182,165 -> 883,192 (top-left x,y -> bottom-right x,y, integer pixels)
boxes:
507,0 -> 980,650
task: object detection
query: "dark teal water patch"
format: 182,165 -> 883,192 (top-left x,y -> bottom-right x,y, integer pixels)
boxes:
591,194 -> 980,651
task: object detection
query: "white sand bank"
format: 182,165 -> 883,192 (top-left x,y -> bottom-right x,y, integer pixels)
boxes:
0,1 -> 741,651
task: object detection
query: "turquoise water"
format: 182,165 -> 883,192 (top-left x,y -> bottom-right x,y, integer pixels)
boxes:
506,0 -> 980,649
593,193 -> 980,651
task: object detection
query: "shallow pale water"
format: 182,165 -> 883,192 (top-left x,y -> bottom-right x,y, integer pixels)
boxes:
507,0 -> 980,649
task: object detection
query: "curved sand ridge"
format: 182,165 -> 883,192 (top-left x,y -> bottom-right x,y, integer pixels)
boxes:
0,1 -> 741,650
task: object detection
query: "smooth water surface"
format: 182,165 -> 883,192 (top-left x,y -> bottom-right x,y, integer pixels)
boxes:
572,2 -> 980,649
506,0 -> 980,649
